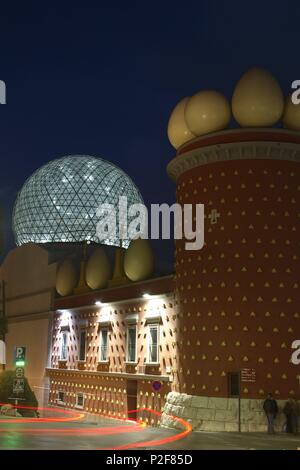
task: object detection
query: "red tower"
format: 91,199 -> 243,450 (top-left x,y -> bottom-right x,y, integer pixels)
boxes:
163,128 -> 300,431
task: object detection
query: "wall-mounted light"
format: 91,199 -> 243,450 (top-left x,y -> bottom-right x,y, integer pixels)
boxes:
58,310 -> 70,327
143,293 -> 152,299
95,301 -> 102,307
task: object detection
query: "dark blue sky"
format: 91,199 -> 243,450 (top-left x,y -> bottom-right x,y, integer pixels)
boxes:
0,1 -> 299,272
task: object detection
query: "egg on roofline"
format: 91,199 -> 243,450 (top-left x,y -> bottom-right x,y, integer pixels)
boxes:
167,97 -> 196,149
282,95 -> 300,131
124,238 -> 154,282
232,67 -> 284,127
56,259 -> 77,296
185,90 -> 231,136
85,247 -> 111,290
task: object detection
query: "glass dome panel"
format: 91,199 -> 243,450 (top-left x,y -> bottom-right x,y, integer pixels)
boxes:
12,155 -> 144,248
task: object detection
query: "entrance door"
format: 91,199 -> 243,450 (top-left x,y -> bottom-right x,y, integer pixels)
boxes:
126,380 -> 137,420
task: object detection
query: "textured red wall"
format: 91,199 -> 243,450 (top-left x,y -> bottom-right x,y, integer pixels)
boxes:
174,157 -> 300,399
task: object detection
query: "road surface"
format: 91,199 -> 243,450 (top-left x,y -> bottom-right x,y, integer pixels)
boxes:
1,414 -> 300,450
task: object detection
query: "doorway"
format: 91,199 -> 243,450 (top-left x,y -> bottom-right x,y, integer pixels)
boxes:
126,379 -> 137,420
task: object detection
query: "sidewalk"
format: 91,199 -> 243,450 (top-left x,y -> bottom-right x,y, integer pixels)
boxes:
153,431 -> 300,450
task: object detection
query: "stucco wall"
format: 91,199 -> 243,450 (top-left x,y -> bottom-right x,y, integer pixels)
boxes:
5,316 -> 51,406
0,243 -> 56,407
0,243 -> 56,317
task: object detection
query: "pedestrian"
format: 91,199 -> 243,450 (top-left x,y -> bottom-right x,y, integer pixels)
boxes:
283,398 -> 300,435
263,393 -> 278,434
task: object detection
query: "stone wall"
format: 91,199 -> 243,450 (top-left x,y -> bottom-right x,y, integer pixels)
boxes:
161,392 -> 287,432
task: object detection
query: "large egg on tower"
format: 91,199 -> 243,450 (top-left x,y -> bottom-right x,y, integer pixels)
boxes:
232,67 -> 284,127
167,97 -> 196,149
184,90 -> 231,136
282,95 -> 300,131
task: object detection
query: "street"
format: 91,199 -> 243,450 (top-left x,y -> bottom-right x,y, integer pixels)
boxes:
1,412 -> 300,450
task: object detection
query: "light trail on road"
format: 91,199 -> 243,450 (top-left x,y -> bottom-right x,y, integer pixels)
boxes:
104,408 -> 192,450
0,403 -> 85,423
0,404 -> 191,449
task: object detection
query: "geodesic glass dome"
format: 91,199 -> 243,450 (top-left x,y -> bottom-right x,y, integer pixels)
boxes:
12,155 -> 144,248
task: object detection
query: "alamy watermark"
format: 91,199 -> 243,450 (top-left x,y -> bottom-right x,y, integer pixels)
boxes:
291,80 -> 300,104
0,80 -> 6,104
1,79 -> 300,106
291,340 -> 300,365
96,196 -> 204,251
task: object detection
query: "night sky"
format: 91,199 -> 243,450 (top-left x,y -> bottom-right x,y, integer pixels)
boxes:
0,1 -> 299,273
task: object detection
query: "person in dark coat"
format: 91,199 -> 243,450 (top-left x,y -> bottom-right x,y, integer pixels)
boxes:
283,398 -> 300,435
263,393 -> 278,434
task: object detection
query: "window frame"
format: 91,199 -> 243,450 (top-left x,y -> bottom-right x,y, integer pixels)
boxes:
59,331 -> 68,361
146,324 -> 160,365
75,392 -> 84,409
78,328 -> 87,362
99,328 -> 109,362
57,390 -> 65,404
126,325 -> 137,364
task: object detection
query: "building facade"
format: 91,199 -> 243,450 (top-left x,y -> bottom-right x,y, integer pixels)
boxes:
47,275 -> 175,425
3,68 -> 300,432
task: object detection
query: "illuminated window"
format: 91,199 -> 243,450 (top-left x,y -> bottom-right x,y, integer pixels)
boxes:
60,331 -> 68,361
147,325 -> 159,364
126,326 -> 137,363
79,329 -> 86,362
100,329 -> 108,362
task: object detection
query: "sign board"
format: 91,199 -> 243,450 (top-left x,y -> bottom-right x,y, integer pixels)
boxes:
0,340 -> 5,365
8,397 -> 26,402
13,379 -> 25,394
241,368 -> 256,383
15,367 -> 24,379
14,346 -> 26,362
152,380 -> 162,392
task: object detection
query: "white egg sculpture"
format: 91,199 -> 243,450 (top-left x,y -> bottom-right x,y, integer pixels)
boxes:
185,90 -> 231,136
232,67 -> 284,127
282,95 -> 300,131
56,259 -> 77,296
85,247 -> 111,290
167,97 -> 196,149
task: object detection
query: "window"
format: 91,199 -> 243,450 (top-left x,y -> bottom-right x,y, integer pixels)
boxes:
79,329 -> 86,361
126,326 -> 137,363
60,331 -> 68,361
76,393 -> 84,409
100,329 -> 108,362
147,325 -> 159,364
58,391 -> 65,403
228,372 -> 240,397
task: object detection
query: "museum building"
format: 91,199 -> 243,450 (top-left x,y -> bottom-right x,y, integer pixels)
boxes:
1,67 -> 300,431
